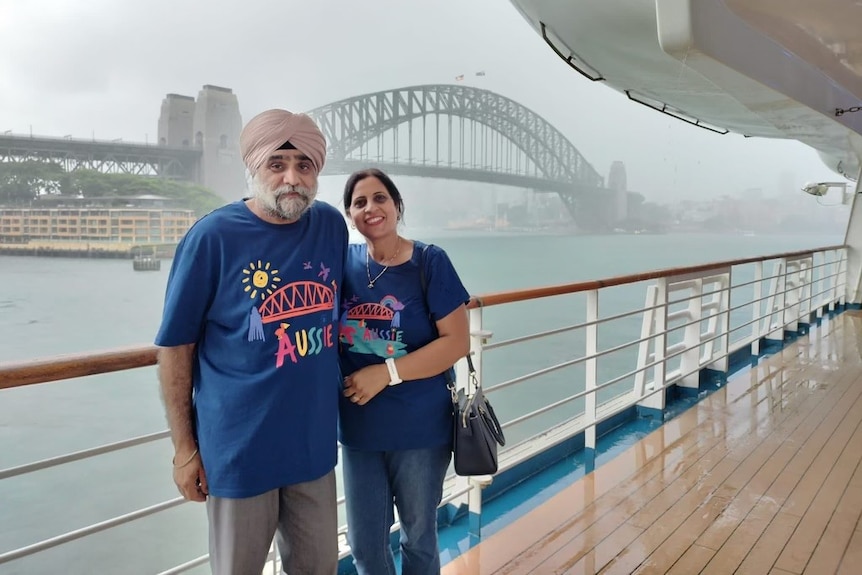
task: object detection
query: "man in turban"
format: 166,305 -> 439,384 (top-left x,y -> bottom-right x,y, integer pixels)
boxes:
155,109 -> 346,575
240,109 -> 328,224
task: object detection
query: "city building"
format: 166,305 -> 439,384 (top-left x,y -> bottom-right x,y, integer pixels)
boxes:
0,195 -> 195,245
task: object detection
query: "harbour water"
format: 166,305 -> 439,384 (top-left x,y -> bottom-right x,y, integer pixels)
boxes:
0,229 -> 843,574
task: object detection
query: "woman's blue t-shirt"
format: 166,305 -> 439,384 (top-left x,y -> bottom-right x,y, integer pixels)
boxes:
154,200 -> 347,498
338,241 -> 470,451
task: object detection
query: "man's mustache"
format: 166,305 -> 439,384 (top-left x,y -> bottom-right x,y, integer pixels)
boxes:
274,185 -> 312,200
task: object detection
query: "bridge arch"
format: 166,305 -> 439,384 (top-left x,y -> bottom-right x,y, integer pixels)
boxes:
306,84 -> 603,191
259,281 -> 334,324
346,303 -> 395,322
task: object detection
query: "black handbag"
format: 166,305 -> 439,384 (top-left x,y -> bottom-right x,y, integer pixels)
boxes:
450,354 -> 506,476
419,244 -> 506,475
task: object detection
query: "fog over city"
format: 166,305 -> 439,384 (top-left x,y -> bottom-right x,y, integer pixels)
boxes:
0,0 -> 850,231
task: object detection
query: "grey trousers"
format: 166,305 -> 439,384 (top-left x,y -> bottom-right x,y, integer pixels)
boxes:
206,470 -> 338,575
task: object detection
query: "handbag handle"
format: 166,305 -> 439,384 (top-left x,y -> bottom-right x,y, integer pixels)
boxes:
420,245 -> 502,449
479,396 -> 506,446
460,356 -> 505,447
420,244 -> 465,390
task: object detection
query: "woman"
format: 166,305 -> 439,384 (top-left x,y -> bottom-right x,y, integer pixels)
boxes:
338,168 -> 471,575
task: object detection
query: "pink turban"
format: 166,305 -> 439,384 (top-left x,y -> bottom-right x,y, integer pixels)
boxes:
239,109 -> 327,175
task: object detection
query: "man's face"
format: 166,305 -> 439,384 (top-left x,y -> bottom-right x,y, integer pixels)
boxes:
252,149 -> 319,222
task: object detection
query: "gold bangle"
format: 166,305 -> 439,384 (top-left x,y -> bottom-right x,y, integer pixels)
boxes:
172,448 -> 199,468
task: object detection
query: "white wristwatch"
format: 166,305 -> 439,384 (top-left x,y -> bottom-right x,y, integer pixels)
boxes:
385,357 -> 403,386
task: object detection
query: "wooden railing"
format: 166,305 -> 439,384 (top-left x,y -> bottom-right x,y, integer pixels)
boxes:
0,245 -> 844,390
0,243 -> 850,573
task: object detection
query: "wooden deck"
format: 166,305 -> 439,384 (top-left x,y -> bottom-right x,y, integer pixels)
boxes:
443,312 -> 862,574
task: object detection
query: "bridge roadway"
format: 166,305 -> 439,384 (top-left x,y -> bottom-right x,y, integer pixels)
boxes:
0,137 -> 606,202
0,133 -> 201,181
323,159 -> 602,195
0,136 -> 596,195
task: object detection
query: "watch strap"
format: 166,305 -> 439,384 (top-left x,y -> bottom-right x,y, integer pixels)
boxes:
385,357 -> 403,386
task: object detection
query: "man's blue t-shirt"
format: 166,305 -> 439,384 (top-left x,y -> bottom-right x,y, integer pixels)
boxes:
338,241 -> 470,451
155,200 -> 347,498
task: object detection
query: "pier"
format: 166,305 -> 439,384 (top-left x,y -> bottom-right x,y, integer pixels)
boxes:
0,240 -> 176,259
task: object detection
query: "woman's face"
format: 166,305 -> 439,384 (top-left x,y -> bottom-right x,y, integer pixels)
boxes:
348,176 -> 400,240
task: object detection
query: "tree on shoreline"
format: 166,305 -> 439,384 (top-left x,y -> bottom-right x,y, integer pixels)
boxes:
0,161 -> 65,203
0,162 -> 224,216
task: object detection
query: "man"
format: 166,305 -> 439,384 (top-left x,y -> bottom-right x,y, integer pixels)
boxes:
155,109 -> 346,575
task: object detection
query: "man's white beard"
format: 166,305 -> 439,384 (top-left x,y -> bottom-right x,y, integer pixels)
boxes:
252,175 -> 318,222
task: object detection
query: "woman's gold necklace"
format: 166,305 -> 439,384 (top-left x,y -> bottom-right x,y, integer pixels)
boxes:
366,239 -> 402,288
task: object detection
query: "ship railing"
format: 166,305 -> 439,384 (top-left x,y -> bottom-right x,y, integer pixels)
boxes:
0,244 -> 848,572
448,244 -> 847,532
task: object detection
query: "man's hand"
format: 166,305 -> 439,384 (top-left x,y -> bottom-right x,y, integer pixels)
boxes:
158,345 -> 205,501
173,449 -> 208,502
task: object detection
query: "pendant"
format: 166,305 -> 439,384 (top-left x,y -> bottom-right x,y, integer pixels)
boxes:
368,283 -> 374,288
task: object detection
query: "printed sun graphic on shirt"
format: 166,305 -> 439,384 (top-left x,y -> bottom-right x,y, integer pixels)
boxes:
339,294 -> 408,358
241,260 -> 282,300
244,259 -> 338,368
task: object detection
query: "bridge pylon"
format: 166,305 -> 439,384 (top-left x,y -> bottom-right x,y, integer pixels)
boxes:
558,186 -> 620,232
157,85 -> 246,202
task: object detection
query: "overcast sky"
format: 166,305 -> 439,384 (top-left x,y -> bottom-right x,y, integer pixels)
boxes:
0,0 -> 847,204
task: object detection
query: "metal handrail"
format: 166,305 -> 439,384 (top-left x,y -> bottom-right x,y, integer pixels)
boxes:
0,245 -> 844,390
0,498 -> 186,564
472,245 -> 843,307
0,430 -> 170,481
0,243 -> 848,573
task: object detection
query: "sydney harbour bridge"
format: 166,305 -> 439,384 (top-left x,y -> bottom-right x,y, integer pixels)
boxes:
0,84 -> 624,230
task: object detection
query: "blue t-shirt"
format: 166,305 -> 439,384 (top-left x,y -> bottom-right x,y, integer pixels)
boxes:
338,241 -> 470,451
154,200 -> 347,498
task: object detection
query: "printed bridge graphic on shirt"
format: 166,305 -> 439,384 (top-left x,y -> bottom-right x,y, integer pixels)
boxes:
245,260 -> 339,367
346,302 -> 394,321
259,280 -> 335,323
339,295 -> 408,359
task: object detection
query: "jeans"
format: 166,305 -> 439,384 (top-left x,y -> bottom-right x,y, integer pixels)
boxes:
342,444 -> 452,575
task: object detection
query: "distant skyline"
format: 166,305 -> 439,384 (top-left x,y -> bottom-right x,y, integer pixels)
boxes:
0,0 -> 849,205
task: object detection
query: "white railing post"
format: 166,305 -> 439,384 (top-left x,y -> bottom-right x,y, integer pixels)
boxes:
814,251 -> 825,318
765,260 -> 786,342
467,475 -> 493,539
841,170 -> 862,304
802,257 -> 813,321
839,248 -> 848,306
463,305 -> 493,538
752,261 -> 763,355
679,278 -> 703,389
654,277 -> 669,403
655,278 -> 668,396
701,277 -> 717,363
785,259 -> 801,333
828,250 -> 839,311
584,289 -> 598,472
633,285 -> 657,399
706,273 -> 731,372
637,278 -> 668,413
